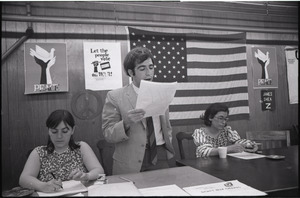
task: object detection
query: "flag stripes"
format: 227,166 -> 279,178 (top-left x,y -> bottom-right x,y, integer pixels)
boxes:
127,27 -> 249,126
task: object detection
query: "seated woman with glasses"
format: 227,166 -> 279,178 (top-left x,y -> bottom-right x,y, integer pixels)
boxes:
192,103 -> 258,157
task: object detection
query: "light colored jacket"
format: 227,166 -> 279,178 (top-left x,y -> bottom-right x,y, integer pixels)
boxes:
102,84 -> 175,175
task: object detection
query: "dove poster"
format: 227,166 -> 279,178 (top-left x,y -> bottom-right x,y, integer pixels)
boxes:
24,43 -> 68,94
251,46 -> 278,89
83,42 -> 122,91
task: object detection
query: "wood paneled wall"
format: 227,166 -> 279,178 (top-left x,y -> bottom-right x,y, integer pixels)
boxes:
1,1 -> 298,190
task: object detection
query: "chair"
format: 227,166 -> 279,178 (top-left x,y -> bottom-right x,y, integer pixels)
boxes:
176,131 -> 195,160
290,124 -> 299,145
246,130 -> 291,150
96,139 -> 115,176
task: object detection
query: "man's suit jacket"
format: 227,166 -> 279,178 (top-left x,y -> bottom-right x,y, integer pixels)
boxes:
102,84 -> 175,175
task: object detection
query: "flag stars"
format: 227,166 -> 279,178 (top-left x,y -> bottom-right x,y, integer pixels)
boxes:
158,51 -> 161,54
172,56 -> 176,59
181,47 -> 184,50
152,46 -> 156,49
173,75 -> 176,78
147,40 -> 151,43
167,42 -> 170,45
177,61 -> 180,64
157,41 -> 161,45
163,65 -> 166,69
158,70 -> 162,73
131,32 -> 135,36
143,44 -> 146,48
162,46 -> 166,50
163,56 -> 166,59
172,47 -> 175,50
173,66 -> 176,69
168,70 -> 171,73
163,75 -> 167,78
168,61 -> 171,64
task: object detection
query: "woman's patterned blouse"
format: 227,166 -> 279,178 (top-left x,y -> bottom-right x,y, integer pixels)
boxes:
35,142 -> 88,182
192,126 -> 253,157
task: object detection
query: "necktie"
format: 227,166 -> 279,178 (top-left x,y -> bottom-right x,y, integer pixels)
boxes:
146,117 -> 157,165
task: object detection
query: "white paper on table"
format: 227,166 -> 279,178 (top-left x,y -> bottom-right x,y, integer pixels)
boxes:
37,180 -> 87,197
88,182 -> 142,196
136,80 -> 177,118
139,184 -> 190,196
183,180 -> 267,196
227,152 -> 266,160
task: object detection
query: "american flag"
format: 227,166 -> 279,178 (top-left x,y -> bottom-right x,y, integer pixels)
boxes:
127,27 -> 249,126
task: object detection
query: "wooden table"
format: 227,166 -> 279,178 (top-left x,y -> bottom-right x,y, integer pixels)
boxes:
106,166 -> 223,188
176,145 -> 299,195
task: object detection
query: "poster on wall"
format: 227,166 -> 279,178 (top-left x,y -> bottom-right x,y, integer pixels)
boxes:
285,46 -> 298,104
83,42 -> 122,91
24,43 -> 68,94
261,89 -> 275,111
251,46 -> 278,89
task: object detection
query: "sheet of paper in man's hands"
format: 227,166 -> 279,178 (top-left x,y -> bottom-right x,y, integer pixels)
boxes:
136,80 -> 177,118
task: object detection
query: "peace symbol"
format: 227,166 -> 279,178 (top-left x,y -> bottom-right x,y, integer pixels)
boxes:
71,90 -> 102,120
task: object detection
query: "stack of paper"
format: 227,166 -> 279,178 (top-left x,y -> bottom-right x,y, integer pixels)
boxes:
183,180 -> 267,196
139,184 -> 190,196
227,152 -> 266,160
136,80 -> 177,117
37,180 -> 87,197
88,182 -> 142,196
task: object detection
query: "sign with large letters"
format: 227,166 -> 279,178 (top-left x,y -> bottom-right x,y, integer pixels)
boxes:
83,42 -> 122,91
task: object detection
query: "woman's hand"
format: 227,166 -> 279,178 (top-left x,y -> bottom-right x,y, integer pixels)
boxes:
40,179 -> 63,193
68,169 -> 89,181
227,144 -> 244,153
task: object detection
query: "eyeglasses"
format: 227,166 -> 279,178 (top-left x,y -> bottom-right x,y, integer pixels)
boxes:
214,116 -> 229,122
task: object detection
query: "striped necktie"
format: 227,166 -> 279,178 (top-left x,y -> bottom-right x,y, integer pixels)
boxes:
146,117 -> 157,165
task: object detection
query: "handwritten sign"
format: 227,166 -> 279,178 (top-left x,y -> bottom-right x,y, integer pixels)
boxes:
261,89 -> 275,111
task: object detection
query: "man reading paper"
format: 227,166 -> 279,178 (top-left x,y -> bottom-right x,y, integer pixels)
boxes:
102,47 -> 175,175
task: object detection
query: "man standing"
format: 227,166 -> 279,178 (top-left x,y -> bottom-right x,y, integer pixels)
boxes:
102,47 -> 175,175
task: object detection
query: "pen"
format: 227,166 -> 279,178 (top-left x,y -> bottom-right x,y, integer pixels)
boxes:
119,176 -> 135,184
50,172 -> 63,189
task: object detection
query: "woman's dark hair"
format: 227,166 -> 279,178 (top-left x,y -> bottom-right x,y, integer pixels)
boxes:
202,103 -> 229,126
123,47 -> 155,76
46,109 -> 79,153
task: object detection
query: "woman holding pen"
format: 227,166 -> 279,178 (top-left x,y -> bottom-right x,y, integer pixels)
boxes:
19,109 -> 104,193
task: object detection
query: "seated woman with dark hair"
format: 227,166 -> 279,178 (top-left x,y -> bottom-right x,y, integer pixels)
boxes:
192,103 -> 258,158
19,109 -> 104,193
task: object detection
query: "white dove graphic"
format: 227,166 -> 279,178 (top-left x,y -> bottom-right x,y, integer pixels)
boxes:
30,45 -> 56,84
30,45 -> 55,63
254,49 -> 270,79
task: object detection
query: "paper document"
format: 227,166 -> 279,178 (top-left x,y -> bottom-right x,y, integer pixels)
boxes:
183,180 -> 267,196
88,182 -> 142,196
139,184 -> 190,196
136,80 -> 177,118
227,152 -> 266,160
37,180 -> 87,197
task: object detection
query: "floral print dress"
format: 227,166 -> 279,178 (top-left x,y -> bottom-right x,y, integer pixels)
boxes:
35,142 -> 88,182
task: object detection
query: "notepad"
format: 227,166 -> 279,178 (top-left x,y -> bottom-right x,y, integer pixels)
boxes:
227,152 -> 266,160
37,180 -> 87,197
88,182 -> 142,196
